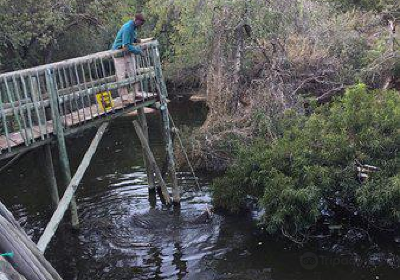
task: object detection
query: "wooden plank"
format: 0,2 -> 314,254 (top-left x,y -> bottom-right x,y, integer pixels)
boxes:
3,77 -> 26,145
0,95 -> 157,151
0,256 -> 28,280
0,216 -> 54,280
0,201 -> 63,280
19,75 -> 35,144
0,99 -> 156,161
64,99 -> 156,136
0,137 -> 8,151
37,122 -> 109,252
0,89 -> 11,152
12,76 -> 30,144
7,133 -> 25,146
30,76 -> 46,140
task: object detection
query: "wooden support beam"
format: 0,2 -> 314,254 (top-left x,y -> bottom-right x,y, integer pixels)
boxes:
152,47 -> 180,204
133,121 -> 172,205
0,151 -> 28,174
43,145 -> 60,209
160,106 -> 180,203
37,122 -> 109,253
137,108 -> 156,191
46,69 -> 80,229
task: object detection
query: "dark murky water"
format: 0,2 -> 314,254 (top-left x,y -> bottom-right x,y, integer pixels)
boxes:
0,99 -> 399,280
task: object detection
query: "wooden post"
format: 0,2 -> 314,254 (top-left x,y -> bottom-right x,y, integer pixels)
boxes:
137,107 -> 156,192
45,69 -> 79,229
133,121 -> 172,205
0,201 -> 63,280
0,256 -> 27,280
43,145 -> 60,209
160,106 -> 180,203
37,123 -> 109,252
152,46 -> 180,204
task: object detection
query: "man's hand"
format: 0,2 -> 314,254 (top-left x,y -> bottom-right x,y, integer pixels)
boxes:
122,45 -> 129,56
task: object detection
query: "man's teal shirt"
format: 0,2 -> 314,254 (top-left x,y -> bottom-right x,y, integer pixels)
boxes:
112,20 -> 142,54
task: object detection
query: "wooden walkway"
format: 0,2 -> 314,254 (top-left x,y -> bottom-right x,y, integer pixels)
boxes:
0,39 -> 180,280
0,41 -> 163,160
0,92 -> 157,153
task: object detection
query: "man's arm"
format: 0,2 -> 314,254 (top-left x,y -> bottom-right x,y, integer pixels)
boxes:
124,44 -> 143,55
122,26 -> 142,55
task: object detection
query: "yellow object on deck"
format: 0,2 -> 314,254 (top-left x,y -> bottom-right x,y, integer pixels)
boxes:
96,91 -> 115,112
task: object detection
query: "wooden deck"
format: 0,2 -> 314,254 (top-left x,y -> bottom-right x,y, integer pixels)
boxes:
0,91 -> 158,157
0,41 -> 165,160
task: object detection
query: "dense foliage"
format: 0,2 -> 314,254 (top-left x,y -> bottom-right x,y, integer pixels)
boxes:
0,0 -> 134,71
325,0 -> 400,12
213,85 -> 400,241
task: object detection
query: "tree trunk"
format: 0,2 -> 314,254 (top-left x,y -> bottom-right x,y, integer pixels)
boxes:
204,3 -> 228,128
44,44 -> 54,65
383,19 -> 396,90
230,24 -> 245,114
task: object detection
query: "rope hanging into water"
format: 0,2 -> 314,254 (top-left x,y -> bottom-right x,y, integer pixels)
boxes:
168,111 -> 202,191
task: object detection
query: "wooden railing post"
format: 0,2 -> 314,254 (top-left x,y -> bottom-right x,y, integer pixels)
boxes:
45,69 -> 80,229
152,45 -> 180,204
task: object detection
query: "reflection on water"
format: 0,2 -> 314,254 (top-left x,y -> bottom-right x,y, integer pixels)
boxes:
0,99 -> 399,280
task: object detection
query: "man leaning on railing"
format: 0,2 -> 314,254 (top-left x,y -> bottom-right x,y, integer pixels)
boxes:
112,13 -> 146,55
111,13 -> 150,102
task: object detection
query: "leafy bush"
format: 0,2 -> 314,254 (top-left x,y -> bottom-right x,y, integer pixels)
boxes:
213,84 -> 400,239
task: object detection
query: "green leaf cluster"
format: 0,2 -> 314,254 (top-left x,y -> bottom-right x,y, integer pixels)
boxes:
0,0 -> 133,70
323,0 -> 400,12
213,84 -> 400,236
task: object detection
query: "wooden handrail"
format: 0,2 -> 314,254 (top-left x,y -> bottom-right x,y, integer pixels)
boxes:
0,40 -> 159,80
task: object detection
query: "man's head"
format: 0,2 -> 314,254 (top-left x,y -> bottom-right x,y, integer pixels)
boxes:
134,13 -> 145,27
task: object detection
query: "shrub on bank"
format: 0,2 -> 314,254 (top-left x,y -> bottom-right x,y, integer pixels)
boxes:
212,84 -> 400,240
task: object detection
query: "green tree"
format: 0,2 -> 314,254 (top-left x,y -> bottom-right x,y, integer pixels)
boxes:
213,85 -> 400,242
0,0 -> 133,71
325,0 -> 400,88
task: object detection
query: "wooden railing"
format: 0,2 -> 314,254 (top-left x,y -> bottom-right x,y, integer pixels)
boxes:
0,40 -> 164,159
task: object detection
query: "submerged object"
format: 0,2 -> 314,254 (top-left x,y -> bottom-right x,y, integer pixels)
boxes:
190,206 -> 214,224
130,206 -> 214,229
